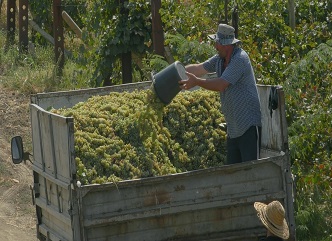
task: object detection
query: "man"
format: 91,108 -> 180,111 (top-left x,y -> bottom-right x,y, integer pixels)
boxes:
179,23 -> 262,164
254,200 -> 290,240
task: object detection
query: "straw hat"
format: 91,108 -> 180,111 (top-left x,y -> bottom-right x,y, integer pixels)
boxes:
254,201 -> 289,239
208,24 -> 241,45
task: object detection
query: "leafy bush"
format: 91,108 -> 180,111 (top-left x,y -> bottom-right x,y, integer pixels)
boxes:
284,41 -> 332,125
29,0 -> 86,44
286,41 -> 332,240
0,29 -> 91,93
81,0 -> 152,86
165,33 -> 215,65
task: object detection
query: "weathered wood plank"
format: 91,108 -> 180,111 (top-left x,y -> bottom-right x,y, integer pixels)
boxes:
77,157 -> 288,241
258,85 -> 287,151
31,104 -> 74,182
31,103 -> 78,240
81,160 -> 284,220
31,81 -> 153,109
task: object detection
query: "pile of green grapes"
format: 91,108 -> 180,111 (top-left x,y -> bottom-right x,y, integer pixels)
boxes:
52,87 -> 227,184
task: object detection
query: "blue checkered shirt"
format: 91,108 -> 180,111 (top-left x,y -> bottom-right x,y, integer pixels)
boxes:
203,47 -> 262,138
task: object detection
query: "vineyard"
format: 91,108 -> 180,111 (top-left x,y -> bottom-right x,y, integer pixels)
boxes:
1,0 -> 332,240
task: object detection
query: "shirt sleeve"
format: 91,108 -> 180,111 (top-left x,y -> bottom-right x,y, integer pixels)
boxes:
221,54 -> 245,85
202,54 -> 219,73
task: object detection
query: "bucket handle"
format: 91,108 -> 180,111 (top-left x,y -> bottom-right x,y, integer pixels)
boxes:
150,71 -> 156,84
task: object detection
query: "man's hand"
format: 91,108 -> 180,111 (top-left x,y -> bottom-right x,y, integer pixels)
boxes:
179,72 -> 197,90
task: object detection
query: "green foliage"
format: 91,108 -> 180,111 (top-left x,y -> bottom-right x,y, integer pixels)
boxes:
295,0 -> 332,25
159,0 -> 332,87
239,3 -> 294,83
0,29 -> 91,93
141,54 -> 169,75
24,0 -> 332,89
165,33 -> 215,64
288,100 -> 332,240
160,0 -> 218,39
82,0 -> 152,86
29,0 -> 86,45
239,1 -> 332,85
294,181 -> 332,240
29,0 -> 52,44
286,41 -> 332,240
284,41 -> 332,125
289,107 -> 332,186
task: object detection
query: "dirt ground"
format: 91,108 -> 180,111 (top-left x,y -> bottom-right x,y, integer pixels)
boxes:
0,86 -> 38,240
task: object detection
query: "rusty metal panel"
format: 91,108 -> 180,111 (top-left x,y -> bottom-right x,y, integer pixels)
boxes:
19,0 -> 28,52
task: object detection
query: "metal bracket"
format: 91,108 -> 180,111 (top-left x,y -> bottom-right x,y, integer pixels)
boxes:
30,182 -> 40,205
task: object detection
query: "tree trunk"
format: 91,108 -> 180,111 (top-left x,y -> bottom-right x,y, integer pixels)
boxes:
151,0 -> 164,57
288,0 -> 295,30
223,0 -> 229,24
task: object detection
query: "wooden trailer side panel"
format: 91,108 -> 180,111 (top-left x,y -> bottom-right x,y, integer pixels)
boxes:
30,104 -> 80,241
258,85 -> 288,152
31,81 -> 152,110
79,156 -> 292,241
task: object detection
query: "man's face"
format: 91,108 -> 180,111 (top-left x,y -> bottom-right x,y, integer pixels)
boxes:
215,42 -> 232,59
215,42 -> 227,58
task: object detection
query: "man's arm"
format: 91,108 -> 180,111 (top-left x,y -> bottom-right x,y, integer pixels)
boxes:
180,63 -> 230,92
185,63 -> 208,77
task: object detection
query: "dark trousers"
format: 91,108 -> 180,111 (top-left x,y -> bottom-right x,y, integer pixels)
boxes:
226,126 -> 262,164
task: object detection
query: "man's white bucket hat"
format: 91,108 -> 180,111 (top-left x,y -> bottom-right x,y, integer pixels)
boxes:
208,24 -> 241,45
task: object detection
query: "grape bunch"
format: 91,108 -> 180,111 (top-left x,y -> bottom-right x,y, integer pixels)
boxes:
52,87 -> 226,184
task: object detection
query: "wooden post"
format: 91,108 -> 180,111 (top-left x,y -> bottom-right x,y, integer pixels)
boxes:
19,0 -> 29,52
62,11 -> 82,39
29,19 -> 55,45
28,19 -> 71,57
53,0 -> 64,74
6,0 -> 16,45
288,0 -> 295,30
121,52 -> 132,84
151,0 -> 164,57
0,0 -> 4,18
224,0 -> 229,23
119,0 -> 132,84
232,5 -> 239,38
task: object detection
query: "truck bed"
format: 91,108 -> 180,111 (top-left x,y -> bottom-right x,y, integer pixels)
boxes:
29,83 -> 295,241
78,155 -> 290,241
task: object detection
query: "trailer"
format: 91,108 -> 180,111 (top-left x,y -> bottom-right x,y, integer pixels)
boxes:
12,82 -> 296,241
